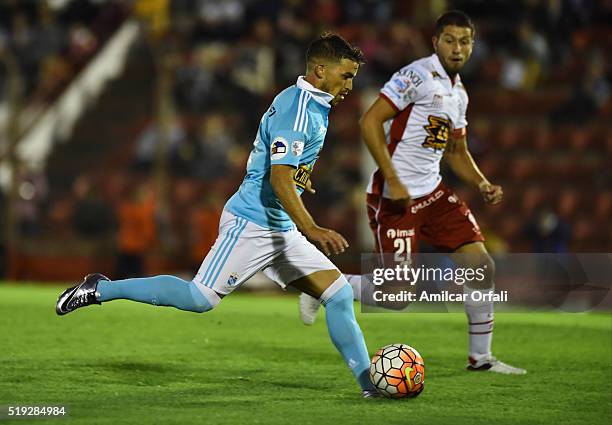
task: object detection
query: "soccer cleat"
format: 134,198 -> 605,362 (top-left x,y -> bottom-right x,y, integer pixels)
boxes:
299,293 -> 321,325
467,356 -> 527,375
56,273 -> 109,316
362,390 -> 383,398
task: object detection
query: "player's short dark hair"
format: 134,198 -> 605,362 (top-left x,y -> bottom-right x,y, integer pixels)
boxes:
434,10 -> 475,38
306,32 -> 365,68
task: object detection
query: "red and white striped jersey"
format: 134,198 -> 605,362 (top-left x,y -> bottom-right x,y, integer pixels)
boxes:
367,54 -> 469,198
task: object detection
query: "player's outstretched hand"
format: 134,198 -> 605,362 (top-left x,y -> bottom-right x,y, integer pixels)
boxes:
387,178 -> 412,206
303,225 -> 349,256
479,182 -> 503,205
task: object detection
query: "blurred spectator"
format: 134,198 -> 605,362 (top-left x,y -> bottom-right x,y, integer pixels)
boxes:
71,175 -> 115,238
230,18 -> 275,96
192,112 -> 240,179
524,207 -> 571,253
8,12 -> 39,96
188,191 -> 224,268
134,117 -> 187,170
15,167 -> 48,237
115,181 -> 157,279
67,22 -> 98,66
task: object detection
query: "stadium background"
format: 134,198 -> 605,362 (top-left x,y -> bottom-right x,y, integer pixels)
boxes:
0,2 -> 610,424
0,0 -> 610,281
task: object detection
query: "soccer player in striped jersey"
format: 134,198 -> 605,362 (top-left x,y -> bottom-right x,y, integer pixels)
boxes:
300,12 -> 526,375
57,33 -> 382,397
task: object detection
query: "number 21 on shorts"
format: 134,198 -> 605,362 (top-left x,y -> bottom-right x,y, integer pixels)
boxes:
393,236 -> 412,262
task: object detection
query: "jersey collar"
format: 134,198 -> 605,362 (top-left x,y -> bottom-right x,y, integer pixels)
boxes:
431,54 -> 461,86
296,76 -> 334,108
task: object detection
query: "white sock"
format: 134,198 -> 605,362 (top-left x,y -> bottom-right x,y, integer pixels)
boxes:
464,285 -> 494,361
345,274 -> 381,306
345,274 -> 362,301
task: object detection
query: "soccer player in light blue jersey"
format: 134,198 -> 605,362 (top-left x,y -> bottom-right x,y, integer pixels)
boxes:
56,33 -> 381,397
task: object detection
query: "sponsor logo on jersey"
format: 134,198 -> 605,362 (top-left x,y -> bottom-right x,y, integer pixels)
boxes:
393,77 -> 409,93
293,164 -> 312,189
398,68 -> 424,87
291,140 -> 304,156
270,137 -> 288,160
422,115 -> 450,150
386,228 -> 415,239
411,189 -> 445,214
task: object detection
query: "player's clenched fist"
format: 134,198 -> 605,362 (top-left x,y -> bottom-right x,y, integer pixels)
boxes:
303,225 -> 349,256
479,182 -> 503,205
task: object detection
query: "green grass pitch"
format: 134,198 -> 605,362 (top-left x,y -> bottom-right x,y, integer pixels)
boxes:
1,283 -> 610,425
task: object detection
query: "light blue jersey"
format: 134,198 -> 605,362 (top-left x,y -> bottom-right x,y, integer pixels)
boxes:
225,77 -> 334,230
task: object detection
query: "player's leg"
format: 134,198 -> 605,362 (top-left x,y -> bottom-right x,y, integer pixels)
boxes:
299,194 -> 416,323
56,272 -> 221,316
290,270 -> 378,395
451,242 -> 496,363
424,186 -> 525,374
451,242 -> 525,374
267,235 -> 378,395
352,194 -> 418,310
55,211 -> 246,315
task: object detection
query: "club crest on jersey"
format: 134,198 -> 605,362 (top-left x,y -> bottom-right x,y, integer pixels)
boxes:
227,272 -> 239,286
422,115 -> 450,150
270,137 -> 288,160
291,140 -> 304,156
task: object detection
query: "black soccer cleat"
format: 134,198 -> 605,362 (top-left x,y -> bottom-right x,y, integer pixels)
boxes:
56,273 -> 109,316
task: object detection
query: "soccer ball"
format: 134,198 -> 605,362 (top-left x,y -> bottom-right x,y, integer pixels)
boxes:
370,343 -> 425,398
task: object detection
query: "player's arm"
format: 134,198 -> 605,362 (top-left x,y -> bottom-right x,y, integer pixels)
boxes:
270,165 -> 348,255
444,134 -> 503,205
360,97 -> 411,203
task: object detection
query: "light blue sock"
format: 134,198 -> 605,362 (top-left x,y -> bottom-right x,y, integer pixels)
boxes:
323,280 -> 376,391
97,275 -> 217,313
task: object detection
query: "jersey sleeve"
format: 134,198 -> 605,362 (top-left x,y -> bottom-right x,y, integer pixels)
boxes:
455,88 -> 469,130
267,98 -> 309,168
380,67 -> 427,112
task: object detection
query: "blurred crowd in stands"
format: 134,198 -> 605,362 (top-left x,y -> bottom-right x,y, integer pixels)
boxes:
0,0 -> 610,279
0,0 -> 126,109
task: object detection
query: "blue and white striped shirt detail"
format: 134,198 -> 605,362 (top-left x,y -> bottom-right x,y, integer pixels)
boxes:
199,217 -> 248,288
225,77 -> 333,231
293,91 -> 311,132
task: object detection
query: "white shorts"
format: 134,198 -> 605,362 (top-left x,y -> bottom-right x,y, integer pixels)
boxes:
192,210 -> 338,295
